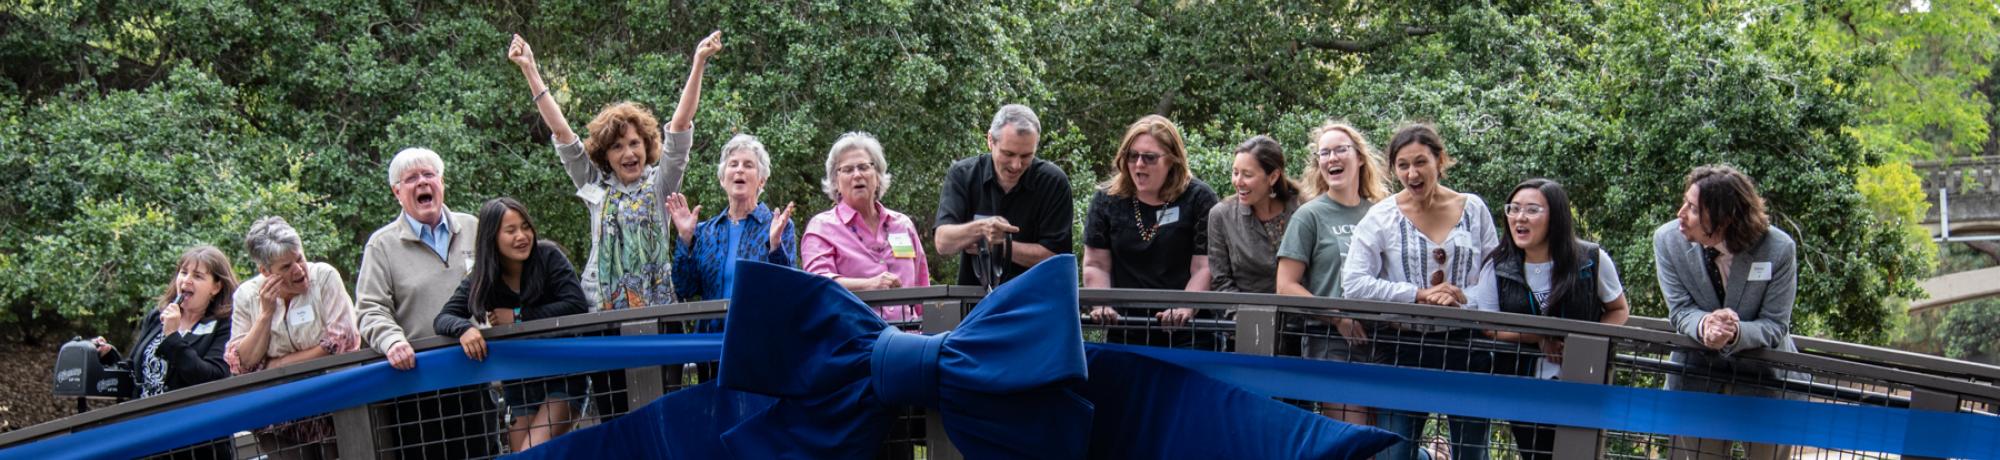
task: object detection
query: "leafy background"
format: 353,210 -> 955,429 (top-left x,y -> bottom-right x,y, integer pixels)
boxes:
2,1 -> 1994,358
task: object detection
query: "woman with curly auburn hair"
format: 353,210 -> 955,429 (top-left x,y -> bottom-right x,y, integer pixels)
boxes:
508,30 -> 723,312
1082,114 -> 1221,348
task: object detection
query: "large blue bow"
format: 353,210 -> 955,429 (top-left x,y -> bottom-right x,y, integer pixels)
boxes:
717,254 -> 1092,459
517,255 -> 1399,459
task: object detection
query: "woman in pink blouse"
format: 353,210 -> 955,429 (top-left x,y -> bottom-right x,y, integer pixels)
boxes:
801,132 -> 931,322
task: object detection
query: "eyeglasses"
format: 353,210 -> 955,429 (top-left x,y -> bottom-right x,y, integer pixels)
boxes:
400,170 -> 439,186
1315,145 -> 1356,159
1429,247 -> 1448,286
1504,203 -> 1547,218
836,162 -> 876,175
1127,152 -> 1164,166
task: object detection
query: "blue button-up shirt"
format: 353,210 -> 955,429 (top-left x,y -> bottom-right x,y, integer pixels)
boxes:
405,213 -> 452,261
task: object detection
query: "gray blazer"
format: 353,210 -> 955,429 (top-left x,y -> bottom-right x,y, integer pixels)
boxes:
1653,220 -> 1798,357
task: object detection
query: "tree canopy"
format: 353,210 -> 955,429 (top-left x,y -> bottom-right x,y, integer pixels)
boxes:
3,0 -> 1989,346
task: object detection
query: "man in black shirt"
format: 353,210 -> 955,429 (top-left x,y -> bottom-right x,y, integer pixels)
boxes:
933,104 -> 1073,287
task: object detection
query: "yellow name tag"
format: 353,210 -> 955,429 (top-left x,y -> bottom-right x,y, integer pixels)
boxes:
888,233 -> 917,259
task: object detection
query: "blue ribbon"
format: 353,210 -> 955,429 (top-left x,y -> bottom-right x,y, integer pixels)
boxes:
0,335 -> 721,460
1114,344 -> 1999,459
5,319 -> 1995,459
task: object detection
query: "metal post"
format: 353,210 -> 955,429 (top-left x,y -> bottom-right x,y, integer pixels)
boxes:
1552,334 -> 1612,460
1903,388 -> 1961,460
331,405 -> 377,459
621,320 -> 666,409
1938,187 -> 1952,242
922,300 -> 965,460
1233,305 -> 1278,356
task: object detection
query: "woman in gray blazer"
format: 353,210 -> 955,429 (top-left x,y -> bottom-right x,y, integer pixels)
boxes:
1653,164 -> 1796,460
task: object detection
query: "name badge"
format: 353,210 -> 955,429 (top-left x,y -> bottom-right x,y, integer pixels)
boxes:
972,213 -> 995,222
287,303 -> 316,327
1748,262 -> 1774,281
1157,206 -> 1180,226
888,233 -> 917,259
465,257 -> 477,275
576,184 -> 607,205
192,320 -> 216,336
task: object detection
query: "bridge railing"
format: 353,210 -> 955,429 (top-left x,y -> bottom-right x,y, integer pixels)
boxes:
1915,157 -> 2000,236
2,286 -> 1995,460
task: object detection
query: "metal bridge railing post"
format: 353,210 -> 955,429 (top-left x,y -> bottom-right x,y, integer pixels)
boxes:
620,320 -> 666,410
1552,334 -> 1612,459
1233,305 -> 1278,356
923,299 -> 966,460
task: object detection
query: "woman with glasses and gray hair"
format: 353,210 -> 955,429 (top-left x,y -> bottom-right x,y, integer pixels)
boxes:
225,216 -> 360,456
800,132 -> 931,322
1338,123 -> 1499,460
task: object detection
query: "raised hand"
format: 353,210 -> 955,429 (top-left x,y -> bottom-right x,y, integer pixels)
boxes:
666,193 -> 702,244
258,277 -> 286,314
768,201 -> 795,250
508,34 -> 537,69
694,30 -> 723,62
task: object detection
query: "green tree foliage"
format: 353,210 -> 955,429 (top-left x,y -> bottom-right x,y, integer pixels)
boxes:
0,0 -> 1973,346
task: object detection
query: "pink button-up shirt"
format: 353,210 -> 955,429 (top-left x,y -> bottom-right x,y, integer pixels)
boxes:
801,201 -> 931,322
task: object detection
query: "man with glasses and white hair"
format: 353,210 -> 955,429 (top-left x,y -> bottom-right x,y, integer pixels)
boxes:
933,104 -> 1073,289
353,147 -> 495,457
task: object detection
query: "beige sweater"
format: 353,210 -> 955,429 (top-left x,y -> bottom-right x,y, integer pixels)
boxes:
354,210 -> 478,354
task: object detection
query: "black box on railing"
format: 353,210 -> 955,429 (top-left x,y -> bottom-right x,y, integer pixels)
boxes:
53,336 -> 130,398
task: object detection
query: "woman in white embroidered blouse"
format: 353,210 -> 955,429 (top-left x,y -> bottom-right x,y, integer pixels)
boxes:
1337,123 -> 1498,460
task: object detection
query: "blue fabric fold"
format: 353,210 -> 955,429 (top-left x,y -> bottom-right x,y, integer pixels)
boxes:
716,255 -> 1094,459
1081,347 -> 1403,459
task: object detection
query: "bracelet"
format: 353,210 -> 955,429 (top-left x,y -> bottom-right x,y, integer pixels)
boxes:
534,88 -> 551,103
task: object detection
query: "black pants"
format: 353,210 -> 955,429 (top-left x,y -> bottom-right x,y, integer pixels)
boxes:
380,385 -> 498,459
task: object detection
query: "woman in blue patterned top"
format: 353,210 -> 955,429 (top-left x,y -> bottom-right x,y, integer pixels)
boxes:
666,134 -> 799,317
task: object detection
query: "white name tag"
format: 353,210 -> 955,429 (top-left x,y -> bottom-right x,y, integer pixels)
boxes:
191,320 -> 216,336
887,233 -> 917,259
1748,262 -> 1774,282
286,303 -> 316,327
1157,206 -> 1180,226
576,184 -> 607,205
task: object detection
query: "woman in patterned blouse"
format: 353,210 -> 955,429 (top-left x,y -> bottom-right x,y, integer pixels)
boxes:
509,31 -> 721,311
94,245 -> 239,399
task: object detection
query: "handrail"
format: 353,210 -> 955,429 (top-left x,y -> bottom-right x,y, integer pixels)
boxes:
5,286 -> 1997,448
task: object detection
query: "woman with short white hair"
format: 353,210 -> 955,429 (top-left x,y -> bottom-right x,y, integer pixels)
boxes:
800,132 -> 931,322
665,134 -> 798,314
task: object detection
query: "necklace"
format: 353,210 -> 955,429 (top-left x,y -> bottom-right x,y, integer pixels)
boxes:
1131,198 -> 1159,242
1260,212 -> 1285,243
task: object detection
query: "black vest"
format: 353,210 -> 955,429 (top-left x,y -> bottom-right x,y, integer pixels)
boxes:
1493,241 -> 1604,322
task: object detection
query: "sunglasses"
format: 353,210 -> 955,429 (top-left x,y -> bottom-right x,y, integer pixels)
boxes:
1127,151 -> 1165,166
1429,247 -> 1448,286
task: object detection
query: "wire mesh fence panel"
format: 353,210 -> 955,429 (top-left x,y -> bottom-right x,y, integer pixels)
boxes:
1082,303 -> 1235,352
1964,397 -> 1997,416
240,413 -> 342,460
140,435 -> 233,460
1604,337 -> 1916,460
1272,308 -> 1570,460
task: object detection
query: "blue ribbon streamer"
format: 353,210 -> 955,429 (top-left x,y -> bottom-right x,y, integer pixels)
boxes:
0,335 -> 722,460
1108,344 -> 1998,459
4,335 -> 1993,459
